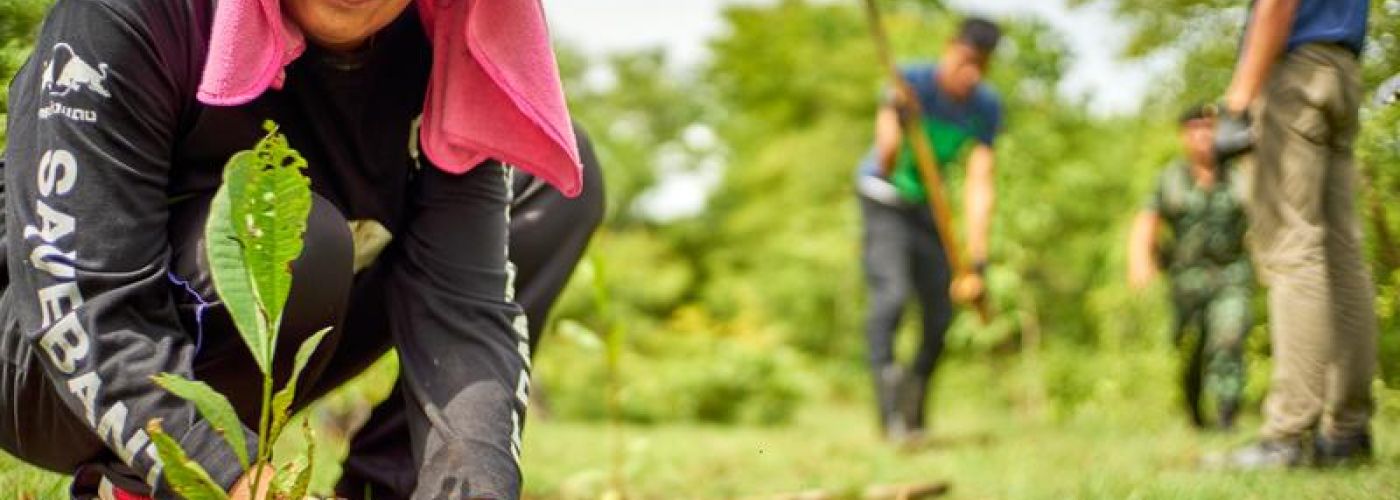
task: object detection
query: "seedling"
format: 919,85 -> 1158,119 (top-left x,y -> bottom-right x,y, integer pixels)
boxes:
145,122 -> 327,499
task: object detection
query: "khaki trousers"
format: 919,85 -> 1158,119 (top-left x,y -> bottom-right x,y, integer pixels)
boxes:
1247,43 -> 1378,441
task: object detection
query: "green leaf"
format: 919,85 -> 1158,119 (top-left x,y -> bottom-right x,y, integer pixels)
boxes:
151,373 -> 250,470
234,127 -> 311,336
290,419 -> 315,500
146,419 -> 230,500
587,254 -> 625,374
268,419 -> 315,500
206,125 -> 314,375
269,456 -> 306,499
269,327 -> 331,446
206,165 -> 271,375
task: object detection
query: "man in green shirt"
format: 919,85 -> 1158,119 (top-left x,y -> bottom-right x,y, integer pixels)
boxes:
855,17 -> 1003,442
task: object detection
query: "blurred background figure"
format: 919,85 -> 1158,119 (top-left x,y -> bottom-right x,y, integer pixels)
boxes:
854,17 -> 1002,443
1128,104 -> 1253,432
1210,0 -> 1379,469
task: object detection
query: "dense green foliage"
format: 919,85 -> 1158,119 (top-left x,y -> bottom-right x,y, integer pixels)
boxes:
0,0 -> 50,135
534,0 -> 1400,427
540,0 -> 1175,423
1349,1 -> 1400,385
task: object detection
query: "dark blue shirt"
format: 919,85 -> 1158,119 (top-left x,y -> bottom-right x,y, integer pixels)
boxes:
1285,0 -> 1369,54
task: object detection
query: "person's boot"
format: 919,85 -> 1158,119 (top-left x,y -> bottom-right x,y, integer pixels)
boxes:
876,365 -> 911,441
1185,395 -> 1206,430
1202,437 -> 1306,470
1216,399 -> 1239,432
896,372 -> 928,439
1181,349 -> 1206,430
1315,432 -> 1373,467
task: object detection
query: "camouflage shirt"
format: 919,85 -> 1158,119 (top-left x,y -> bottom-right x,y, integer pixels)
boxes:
1146,162 -> 1253,293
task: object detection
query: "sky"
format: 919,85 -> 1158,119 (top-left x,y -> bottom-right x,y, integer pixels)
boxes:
544,0 -> 1167,115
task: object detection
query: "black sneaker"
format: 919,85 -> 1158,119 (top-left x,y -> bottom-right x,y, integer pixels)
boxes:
1315,433 -> 1373,467
876,365 -> 908,441
1202,438 -> 1305,470
896,373 -> 928,434
1216,400 -> 1240,433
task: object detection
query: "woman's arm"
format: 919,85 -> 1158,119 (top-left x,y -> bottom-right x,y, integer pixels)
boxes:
387,161 -> 530,499
5,0 -> 253,492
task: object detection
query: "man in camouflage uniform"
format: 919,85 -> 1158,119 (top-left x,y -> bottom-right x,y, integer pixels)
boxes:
1129,105 -> 1253,431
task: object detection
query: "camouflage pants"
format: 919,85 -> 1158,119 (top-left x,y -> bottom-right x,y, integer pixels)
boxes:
1172,281 -> 1252,428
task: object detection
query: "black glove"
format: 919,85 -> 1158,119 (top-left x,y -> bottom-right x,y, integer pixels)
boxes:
1212,107 -> 1253,162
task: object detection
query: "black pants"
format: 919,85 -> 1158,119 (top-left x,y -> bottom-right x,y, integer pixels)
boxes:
859,195 -> 952,430
336,141 -> 604,499
508,141 -> 607,354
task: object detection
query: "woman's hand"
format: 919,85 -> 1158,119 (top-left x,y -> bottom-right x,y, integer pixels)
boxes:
228,464 -> 277,500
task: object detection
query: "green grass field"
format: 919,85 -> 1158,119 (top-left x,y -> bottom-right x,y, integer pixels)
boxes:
4,352 -> 1399,499
519,354 -> 1400,500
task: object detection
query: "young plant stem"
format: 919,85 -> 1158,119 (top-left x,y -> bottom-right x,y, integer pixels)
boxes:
250,371 -> 274,497
608,329 -> 622,497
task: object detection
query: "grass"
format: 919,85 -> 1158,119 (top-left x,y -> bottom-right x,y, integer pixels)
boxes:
521,403 -> 1400,499
4,349 -> 1399,499
520,353 -> 1400,499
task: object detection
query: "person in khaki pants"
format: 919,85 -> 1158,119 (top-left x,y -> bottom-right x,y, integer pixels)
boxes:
1210,0 -> 1378,468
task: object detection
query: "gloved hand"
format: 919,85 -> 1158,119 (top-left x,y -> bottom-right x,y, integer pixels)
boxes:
1213,107 -> 1253,162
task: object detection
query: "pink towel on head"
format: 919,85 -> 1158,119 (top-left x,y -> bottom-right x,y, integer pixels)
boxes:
197,0 -> 583,198
196,0 -> 303,105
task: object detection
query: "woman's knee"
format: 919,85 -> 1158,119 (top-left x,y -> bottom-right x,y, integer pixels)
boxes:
285,193 -> 355,328
275,193 -> 354,360
179,193 -> 355,422
169,192 -> 353,306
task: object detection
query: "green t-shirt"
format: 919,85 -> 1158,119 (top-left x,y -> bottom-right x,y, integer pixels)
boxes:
890,119 -> 983,204
860,63 -> 1002,205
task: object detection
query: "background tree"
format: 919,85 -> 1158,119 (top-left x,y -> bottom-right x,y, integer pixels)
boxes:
0,0 -> 51,120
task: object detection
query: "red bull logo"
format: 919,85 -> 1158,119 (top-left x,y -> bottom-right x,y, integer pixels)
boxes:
40,43 -> 111,99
